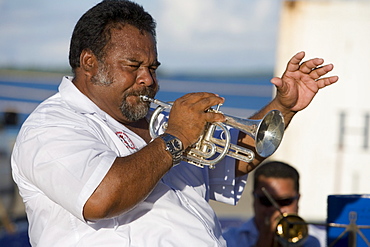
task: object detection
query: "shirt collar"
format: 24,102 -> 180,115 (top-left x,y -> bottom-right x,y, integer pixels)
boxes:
59,76 -> 107,119
59,76 -> 156,129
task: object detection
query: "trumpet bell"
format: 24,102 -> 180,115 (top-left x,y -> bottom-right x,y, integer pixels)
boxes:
255,110 -> 285,157
225,109 -> 284,158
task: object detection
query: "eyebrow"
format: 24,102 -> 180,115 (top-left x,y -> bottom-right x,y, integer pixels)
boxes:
126,58 -> 161,67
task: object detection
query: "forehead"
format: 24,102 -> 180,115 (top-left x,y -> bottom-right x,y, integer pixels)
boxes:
104,24 -> 157,57
255,176 -> 296,196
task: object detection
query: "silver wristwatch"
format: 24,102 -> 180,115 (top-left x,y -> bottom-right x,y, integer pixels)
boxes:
159,133 -> 184,165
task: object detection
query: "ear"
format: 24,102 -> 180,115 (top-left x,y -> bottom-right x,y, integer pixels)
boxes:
80,49 -> 98,76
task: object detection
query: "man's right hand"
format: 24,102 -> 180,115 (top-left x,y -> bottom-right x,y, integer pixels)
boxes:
165,92 -> 226,148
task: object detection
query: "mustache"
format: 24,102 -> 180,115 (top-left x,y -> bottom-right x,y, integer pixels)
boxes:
124,86 -> 158,100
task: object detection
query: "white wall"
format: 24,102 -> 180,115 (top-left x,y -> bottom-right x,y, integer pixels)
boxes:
271,0 -> 370,221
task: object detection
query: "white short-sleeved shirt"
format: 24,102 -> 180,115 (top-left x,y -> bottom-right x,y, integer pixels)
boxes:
11,76 -> 247,247
223,217 -> 326,247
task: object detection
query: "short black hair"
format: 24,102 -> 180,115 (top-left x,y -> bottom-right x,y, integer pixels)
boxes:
69,0 -> 156,73
253,161 -> 300,193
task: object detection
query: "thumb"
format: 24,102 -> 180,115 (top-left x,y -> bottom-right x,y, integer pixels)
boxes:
270,77 -> 282,88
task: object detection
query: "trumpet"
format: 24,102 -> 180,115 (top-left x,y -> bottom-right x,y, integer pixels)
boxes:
141,95 -> 285,168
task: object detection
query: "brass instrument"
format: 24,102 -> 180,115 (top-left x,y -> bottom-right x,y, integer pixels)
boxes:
141,95 -> 285,168
261,187 -> 308,246
276,213 -> 309,246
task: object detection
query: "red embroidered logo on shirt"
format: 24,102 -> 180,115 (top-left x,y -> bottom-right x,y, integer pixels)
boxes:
116,131 -> 136,149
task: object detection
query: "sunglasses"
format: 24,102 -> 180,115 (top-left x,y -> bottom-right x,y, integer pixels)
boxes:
254,194 -> 299,207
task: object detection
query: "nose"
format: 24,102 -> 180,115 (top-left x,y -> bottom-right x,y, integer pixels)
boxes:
137,67 -> 156,88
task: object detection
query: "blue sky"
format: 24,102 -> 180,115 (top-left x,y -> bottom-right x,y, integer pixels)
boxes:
0,0 -> 282,74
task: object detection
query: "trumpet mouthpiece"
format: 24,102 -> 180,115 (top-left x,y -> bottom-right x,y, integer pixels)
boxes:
140,96 -> 172,108
140,95 -> 151,102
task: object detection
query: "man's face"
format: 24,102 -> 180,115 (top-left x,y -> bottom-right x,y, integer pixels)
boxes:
89,24 -> 160,123
253,175 -> 300,231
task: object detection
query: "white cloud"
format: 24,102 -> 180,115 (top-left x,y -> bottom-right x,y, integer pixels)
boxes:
0,0 -> 281,73
0,0 -> 96,68
157,0 -> 255,49
153,0 -> 281,73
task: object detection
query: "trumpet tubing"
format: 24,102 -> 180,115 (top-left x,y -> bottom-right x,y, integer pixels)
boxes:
141,95 -> 285,168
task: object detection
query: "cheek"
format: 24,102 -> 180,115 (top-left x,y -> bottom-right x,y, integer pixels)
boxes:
113,71 -> 137,87
281,204 -> 298,214
254,203 -> 271,216
109,89 -> 122,101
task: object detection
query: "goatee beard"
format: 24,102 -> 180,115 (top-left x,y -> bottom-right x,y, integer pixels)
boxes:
120,87 -> 157,122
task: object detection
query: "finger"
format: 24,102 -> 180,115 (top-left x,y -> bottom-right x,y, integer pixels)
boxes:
183,93 -> 226,121
315,75 -> 339,89
204,111 -> 226,123
180,92 -> 224,111
200,95 -> 225,112
270,77 -> 283,88
299,58 -> 325,73
309,64 -> 334,79
285,51 -> 305,72
178,92 -> 222,104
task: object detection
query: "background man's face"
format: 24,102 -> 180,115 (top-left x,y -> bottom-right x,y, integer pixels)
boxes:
253,175 -> 299,230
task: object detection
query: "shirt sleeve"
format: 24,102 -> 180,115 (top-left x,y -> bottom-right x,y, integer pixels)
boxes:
153,110 -> 248,205
12,120 -> 117,222
208,128 -> 248,205
222,219 -> 257,247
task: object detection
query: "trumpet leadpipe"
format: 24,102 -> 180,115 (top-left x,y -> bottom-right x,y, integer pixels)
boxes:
140,95 -> 172,108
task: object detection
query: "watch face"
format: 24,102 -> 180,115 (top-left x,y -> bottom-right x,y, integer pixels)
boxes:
173,139 -> 182,150
160,134 -> 183,165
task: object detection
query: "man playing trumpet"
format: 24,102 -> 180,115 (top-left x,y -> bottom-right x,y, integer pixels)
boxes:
11,0 -> 338,246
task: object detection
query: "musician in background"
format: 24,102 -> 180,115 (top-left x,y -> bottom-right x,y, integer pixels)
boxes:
223,161 -> 326,247
11,0 -> 338,246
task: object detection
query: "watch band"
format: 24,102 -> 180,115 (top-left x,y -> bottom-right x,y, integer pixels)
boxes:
159,133 -> 184,166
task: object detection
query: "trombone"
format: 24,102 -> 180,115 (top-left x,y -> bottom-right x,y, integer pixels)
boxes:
261,187 -> 309,246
